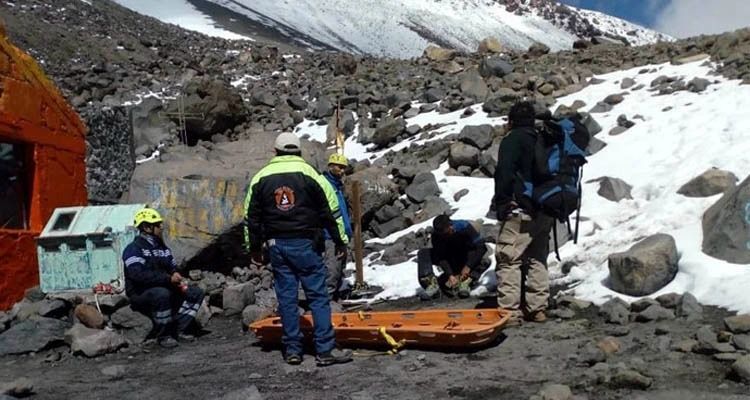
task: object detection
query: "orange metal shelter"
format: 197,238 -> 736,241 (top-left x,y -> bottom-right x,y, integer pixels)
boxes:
0,22 -> 87,309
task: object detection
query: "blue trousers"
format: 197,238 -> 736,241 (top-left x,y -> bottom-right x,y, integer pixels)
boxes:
130,286 -> 204,338
269,238 -> 335,356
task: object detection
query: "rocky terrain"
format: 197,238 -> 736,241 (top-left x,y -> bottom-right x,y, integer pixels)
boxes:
1,1 -> 750,398
1,287 -> 750,400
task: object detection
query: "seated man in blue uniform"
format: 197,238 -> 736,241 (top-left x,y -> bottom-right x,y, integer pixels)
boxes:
121,207 -> 205,348
417,214 -> 489,299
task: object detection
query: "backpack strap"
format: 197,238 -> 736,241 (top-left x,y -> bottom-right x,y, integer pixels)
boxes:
573,165 -> 583,244
552,221 -> 561,262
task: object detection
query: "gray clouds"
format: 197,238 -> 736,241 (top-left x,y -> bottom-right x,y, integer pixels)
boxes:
653,0 -> 750,38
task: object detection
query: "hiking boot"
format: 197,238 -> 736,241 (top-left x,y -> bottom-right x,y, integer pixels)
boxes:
527,311 -> 547,323
158,336 -> 179,349
500,308 -> 523,327
457,277 -> 472,298
316,349 -> 353,367
285,353 -> 302,365
419,277 -> 440,301
177,333 -> 196,343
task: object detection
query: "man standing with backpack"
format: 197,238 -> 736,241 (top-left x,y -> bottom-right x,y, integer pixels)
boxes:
493,101 -> 556,325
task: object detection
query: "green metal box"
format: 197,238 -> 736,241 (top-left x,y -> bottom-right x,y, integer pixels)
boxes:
36,204 -> 145,293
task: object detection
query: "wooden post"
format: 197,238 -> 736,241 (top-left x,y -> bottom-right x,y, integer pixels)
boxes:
352,180 -> 364,286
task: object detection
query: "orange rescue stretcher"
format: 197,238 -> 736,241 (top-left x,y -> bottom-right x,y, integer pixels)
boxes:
249,308 -> 511,352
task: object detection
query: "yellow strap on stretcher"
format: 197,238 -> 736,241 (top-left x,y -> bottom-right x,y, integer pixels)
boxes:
352,311 -> 405,356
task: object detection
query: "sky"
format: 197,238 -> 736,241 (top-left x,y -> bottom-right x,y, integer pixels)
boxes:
558,0 -> 750,38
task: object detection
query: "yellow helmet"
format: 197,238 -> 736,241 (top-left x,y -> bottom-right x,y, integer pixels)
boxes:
134,207 -> 163,227
328,153 -> 348,167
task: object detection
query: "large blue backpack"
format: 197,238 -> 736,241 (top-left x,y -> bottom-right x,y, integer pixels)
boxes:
524,116 -> 590,258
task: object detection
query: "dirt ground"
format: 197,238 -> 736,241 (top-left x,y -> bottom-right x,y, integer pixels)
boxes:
1,296 -> 749,400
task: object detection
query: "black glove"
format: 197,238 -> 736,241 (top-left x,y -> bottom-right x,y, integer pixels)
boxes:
335,243 -> 348,260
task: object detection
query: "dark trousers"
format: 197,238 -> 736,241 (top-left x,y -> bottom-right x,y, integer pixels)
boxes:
417,248 -> 489,289
129,286 -> 204,338
269,238 -> 335,356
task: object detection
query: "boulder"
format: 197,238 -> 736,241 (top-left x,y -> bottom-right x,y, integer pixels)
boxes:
677,167 -> 738,197
678,292 -> 703,320
241,305 -> 274,327
372,217 -> 409,239
482,89 -> 521,114
458,69 -> 489,101
655,293 -> 682,309
405,172 -> 440,203
578,112 -> 602,136
423,88 -> 446,103
448,143 -> 480,169
599,298 -> 630,325
347,167 -> 399,221
527,42 -> 550,57
74,304 -> 105,329
65,323 -> 127,357
458,125 -> 495,150
725,315 -> 750,334
635,305 -> 675,322
608,234 -> 679,296
380,242 -> 409,265
167,78 -> 248,143
688,77 -> 711,93
0,317 -> 70,355
423,45 -> 456,61
413,196 -> 451,224
37,299 -> 69,319
371,117 -> 406,148
609,126 -> 629,136
0,378 -> 34,398
479,56 -> 513,78
110,306 -> 153,344
733,355 -> 750,382
702,175 -> 750,263
620,78 -> 636,89
477,37 -> 503,53
589,102 -> 613,113
223,283 -> 256,316
593,177 -> 633,202
603,94 -> 625,105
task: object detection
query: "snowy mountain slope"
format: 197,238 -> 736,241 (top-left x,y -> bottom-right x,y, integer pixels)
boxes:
294,58 -> 750,313
116,0 -> 669,58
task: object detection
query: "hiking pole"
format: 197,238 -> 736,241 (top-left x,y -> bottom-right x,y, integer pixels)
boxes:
573,166 -> 583,244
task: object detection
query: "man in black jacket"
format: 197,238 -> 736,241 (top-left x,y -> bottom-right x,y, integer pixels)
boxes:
494,101 -> 554,324
244,132 -> 352,367
417,215 -> 488,299
122,208 -> 205,348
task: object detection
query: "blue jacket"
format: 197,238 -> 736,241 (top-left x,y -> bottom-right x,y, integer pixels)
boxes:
431,220 -> 485,270
122,234 -> 177,297
323,171 -> 353,241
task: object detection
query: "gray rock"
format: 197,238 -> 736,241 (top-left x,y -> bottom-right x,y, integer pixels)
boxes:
0,378 -> 34,397
458,125 -> 494,150
600,298 -> 630,325
0,317 -> 70,355
110,306 -> 153,344
702,175 -> 750,263
415,196 -> 451,223
715,353 -> 743,362
527,42 -> 550,57
732,355 -> 750,382
250,91 -> 277,107
65,324 -> 127,357
371,117 -> 406,148
580,342 -> 607,365
589,102 -> 613,113
594,177 -> 633,202
548,308 -> 576,319
608,126 -> 629,136
678,292 -> 703,320
672,339 -> 698,353
732,334 -> 750,351
688,77 -> 711,93
241,305 -> 274,327
635,305 -> 675,322
557,296 -> 592,311
603,94 -> 625,105
610,369 -> 652,389
631,298 -> 660,312
479,56 -> 514,78
459,69 -> 489,101
578,112 -> 602,136
223,283 -> 256,316
694,325 -> 735,354
453,189 -> 470,202
620,78 -> 636,89
286,96 -> 308,111
380,242 -> 409,265
587,137 -> 607,155
37,299 -> 69,319
538,383 -> 572,400
448,142 -> 480,169
725,315 -> 750,334
677,167 -> 738,197
11,300 -> 41,321
605,326 -> 631,337
616,114 -> 635,128
405,172 -> 440,203
372,217 -> 409,238
311,96 -> 334,119
655,293 -> 682,309
91,294 -> 129,314
423,88 -> 446,103
217,385 -> 263,400
608,234 -> 679,296
482,89 -> 521,114
101,365 -> 127,380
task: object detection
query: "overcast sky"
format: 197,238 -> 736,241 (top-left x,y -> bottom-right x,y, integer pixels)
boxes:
559,0 -> 750,38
